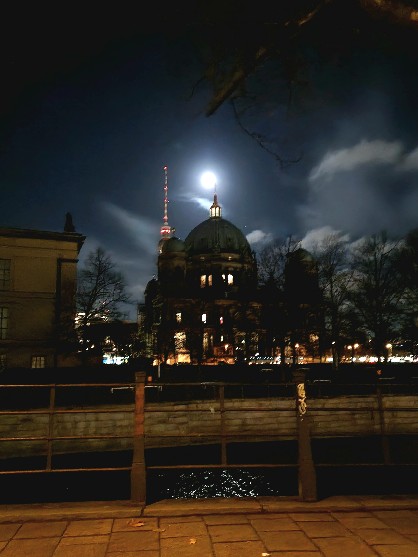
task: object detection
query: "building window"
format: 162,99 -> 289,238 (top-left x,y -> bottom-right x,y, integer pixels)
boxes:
0,354 -> 6,369
0,260 -> 11,290
176,312 -> 182,323
174,331 -> 186,351
0,307 -> 8,340
201,313 -> 207,324
31,356 -> 46,368
222,273 -> 234,285
200,274 -> 212,288
219,316 -> 224,325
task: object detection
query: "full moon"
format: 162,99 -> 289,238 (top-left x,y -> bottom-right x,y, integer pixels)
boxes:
200,171 -> 217,190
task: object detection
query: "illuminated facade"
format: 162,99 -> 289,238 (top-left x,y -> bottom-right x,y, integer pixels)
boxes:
0,219 -> 85,368
139,190 -> 263,365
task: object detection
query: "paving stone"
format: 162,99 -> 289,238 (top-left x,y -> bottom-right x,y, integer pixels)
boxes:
203,514 -> 250,525
104,549 -> 161,557
112,517 -> 159,531
353,527 -> 413,545
333,515 -> 390,529
212,540 -> 267,557
314,536 -> 378,556
159,515 -> 203,524
372,544 -> 418,557
207,523 -> 258,542
250,516 -> 300,531
257,530 -> 317,551
13,520 -> 67,538
290,512 -> 336,521
0,536 -> 60,557
53,543 -> 108,557
375,516 -> 418,534
160,520 -> 208,538
0,523 -> 20,541
64,518 -> 113,536
107,530 -> 159,552
56,534 -> 109,545
160,534 -> 213,557
298,520 -> 351,537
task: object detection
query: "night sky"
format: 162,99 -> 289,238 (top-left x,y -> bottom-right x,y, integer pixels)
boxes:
2,8 -> 418,319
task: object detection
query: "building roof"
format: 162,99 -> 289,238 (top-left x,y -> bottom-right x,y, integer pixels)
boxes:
184,217 -> 252,257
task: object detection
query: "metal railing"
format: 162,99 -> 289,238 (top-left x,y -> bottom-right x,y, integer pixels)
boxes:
1,371 -> 418,504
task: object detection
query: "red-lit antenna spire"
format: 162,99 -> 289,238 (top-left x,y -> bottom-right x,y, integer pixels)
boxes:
160,165 -> 172,243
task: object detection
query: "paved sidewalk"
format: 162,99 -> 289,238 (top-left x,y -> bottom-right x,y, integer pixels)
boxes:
1,495 -> 418,556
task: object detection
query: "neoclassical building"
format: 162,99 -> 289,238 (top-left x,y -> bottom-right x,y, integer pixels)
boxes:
0,215 -> 85,368
139,189 -> 265,365
138,168 -> 322,367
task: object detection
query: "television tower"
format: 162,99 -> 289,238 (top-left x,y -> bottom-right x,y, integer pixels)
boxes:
159,165 -> 174,250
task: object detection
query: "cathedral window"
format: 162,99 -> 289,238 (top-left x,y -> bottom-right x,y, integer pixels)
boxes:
222,273 -> 233,285
174,331 -> 186,350
200,274 -> 212,287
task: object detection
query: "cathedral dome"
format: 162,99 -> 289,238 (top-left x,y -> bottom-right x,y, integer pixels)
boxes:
184,218 -> 251,257
184,192 -> 252,258
160,237 -> 185,253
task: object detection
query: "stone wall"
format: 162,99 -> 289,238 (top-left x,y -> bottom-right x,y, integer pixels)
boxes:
1,394 -> 417,459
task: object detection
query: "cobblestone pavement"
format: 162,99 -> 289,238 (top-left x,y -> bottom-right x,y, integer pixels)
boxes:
1,496 -> 418,556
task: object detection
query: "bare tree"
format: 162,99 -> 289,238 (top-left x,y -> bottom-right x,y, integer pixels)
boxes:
349,232 -> 406,362
77,247 -> 131,356
313,233 -> 353,369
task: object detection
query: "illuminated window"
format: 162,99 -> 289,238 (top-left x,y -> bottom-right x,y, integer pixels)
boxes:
200,275 -> 206,288
176,312 -> 182,323
31,356 -> 46,368
174,331 -> 186,350
0,260 -> 10,290
203,332 -> 209,351
201,313 -> 207,324
208,274 -> 212,286
222,273 -> 233,285
219,316 -> 223,325
0,307 -> 8,340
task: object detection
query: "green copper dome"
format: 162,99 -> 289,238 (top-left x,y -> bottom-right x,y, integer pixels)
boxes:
184,193 -> 252,257
184,217 -> 251,257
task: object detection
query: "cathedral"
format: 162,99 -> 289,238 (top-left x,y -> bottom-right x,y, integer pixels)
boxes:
138,168 -> 320,367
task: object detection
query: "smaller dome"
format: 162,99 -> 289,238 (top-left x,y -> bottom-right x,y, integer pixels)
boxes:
160,237 -> 185,254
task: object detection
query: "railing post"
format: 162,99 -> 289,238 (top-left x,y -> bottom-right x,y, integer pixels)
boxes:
293,368 -> 317,502
219,385 -> 227,465
131,371 -> 146,504
46,384 -> 56,471
376,385 -> 391,464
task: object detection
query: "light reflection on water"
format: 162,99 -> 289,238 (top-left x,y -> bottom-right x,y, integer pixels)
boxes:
160,469 -> 279,499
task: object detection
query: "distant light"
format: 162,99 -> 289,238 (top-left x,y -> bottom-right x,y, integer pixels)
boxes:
201,171 -> 217,190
